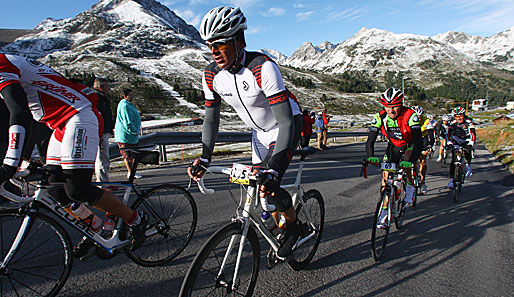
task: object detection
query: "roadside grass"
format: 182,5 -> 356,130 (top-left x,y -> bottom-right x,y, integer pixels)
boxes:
476,119 -> 514,173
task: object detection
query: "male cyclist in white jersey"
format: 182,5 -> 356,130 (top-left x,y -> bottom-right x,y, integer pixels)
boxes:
187,6 -> 304,258
0,54 -> 147,257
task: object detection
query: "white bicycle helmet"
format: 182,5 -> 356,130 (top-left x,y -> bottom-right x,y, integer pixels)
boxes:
200,6 -> 247,41
411,105 -> 425,116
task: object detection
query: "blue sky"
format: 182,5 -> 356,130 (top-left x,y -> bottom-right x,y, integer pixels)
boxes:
1,0 -> 513,56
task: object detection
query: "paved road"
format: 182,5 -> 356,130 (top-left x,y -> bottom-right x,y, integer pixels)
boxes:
53,141 -> 513,296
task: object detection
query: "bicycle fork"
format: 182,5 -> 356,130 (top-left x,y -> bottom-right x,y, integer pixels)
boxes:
1,209 -> 34,272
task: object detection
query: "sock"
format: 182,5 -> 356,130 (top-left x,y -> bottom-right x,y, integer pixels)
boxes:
127,210 -> 141,226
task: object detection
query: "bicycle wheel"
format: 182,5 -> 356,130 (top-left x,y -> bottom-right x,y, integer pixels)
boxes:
288,189 -> 325,271
371,190 -> 390,262
126,184 -> 197,266
452,166 -> 461,203
394,195 -> 406,230
0,208 -> 73,297
179,222 -> 260,297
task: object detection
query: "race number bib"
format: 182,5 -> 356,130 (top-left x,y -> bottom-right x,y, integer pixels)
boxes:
230,163 -> 252,185
381,162 -> 397,171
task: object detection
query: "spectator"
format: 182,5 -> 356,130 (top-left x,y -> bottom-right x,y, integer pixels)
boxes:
115,88 -> 142,179
322,108 -> 331,149
301,109 -> 315,148
93,78 -> 114,182
315,111 -> 325,150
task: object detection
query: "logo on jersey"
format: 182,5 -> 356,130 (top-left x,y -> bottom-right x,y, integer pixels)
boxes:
72,127 -> 86,159
26,58 -> 42,67
218,91 -> 233,97
242,81 -> 249,91
9,133 -> 20,149
372,118 -> 377,125
412,115 -> 419,122
31,80 -> 80,103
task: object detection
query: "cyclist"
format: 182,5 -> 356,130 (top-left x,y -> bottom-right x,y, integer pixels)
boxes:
411,106 -> 435,194
435,114 -> 451,162
365,88 -> 423,228
447,107 -> 476,188
187,6 -> 303,258
0,54 -> 147,257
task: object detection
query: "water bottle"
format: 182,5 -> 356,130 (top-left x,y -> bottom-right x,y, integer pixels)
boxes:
71,203 -> 102,232
261,211 -> 276,231
103,212 -> 118,232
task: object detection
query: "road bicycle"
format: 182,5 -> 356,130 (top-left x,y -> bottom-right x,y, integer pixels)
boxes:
450,145 -> 467,202
179,147 -> 324,296
363,161 -> 411,261
0,146 -> 197,297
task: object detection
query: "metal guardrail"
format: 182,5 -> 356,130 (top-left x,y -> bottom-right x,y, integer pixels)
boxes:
109,131 -> 368,161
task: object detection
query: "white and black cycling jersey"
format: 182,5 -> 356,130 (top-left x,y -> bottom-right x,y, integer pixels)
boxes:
202,51 -> 301,132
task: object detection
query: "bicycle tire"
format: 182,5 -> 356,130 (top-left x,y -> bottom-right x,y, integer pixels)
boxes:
0,208 -> 73,297
126,183 -> 197,267
371,190 -> 390,262
395,197 -> 406,230
288,189 -> 325,271
452,165 -> 461,203
179,222 -> 260,297
412,180 -> 418,210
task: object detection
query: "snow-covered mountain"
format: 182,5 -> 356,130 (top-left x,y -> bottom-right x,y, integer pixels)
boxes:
1,0 -> 211,115
257,48 -> 287,64
282,26 -> 514,77
432,27 -> 514,70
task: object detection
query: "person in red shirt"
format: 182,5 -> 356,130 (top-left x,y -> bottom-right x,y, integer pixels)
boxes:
301,109 -> 315,148
322,108 -> 331,149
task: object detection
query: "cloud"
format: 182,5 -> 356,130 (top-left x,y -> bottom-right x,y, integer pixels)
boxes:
294,2 -> 305,8
420,0 -> 514,34
247,25 -> 271,35
174,9 -> 202,26
262,8 -> 286,17
325,6 -> 368,22
296,11 -> 315,21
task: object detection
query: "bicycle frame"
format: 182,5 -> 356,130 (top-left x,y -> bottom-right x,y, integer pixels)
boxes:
0,180 -> 134,270
198,158 -> 317,291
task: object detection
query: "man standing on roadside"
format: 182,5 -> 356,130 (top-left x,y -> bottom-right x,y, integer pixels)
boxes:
93,78 -> 114,182
322,108 -> 331,149
315,111 -> 325,150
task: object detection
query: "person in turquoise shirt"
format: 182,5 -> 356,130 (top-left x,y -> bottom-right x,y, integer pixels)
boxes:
115,88 -> 142,179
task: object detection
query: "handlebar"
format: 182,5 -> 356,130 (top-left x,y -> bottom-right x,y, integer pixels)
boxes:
194,165 -> 276,212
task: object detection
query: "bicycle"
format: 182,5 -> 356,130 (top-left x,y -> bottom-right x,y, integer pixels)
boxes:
179,147 -> 324,296
363,161 -> 411,261
0,146 -> 197,297
450,145 -> 467,202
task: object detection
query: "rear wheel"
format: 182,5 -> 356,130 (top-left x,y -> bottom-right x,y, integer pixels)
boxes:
0,209 -> 73,297
288,189 -> 325,271
371,189 -> 390,262
179,222 -> 260,297
126,184 -> 197,266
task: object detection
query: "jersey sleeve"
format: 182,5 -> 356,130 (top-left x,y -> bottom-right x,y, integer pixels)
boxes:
260,61 -> 288,106
408,113 -> 421,127
202,68 -> 221,108
0,55 -> 21,91
370,113 -> 382,130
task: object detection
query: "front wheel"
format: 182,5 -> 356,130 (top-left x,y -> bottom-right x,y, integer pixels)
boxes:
452,166 -> 461,203
371,190 -> 390,262
179,222 -> 260,297
0,208 -> 73,297
288,189 -> 325,271
126,184 -> 197,266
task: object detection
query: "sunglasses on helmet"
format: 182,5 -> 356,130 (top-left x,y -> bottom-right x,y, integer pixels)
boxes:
206,37 -> 235,51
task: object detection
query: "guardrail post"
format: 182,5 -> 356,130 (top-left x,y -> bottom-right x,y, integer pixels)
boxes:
159,145 -> 167,162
